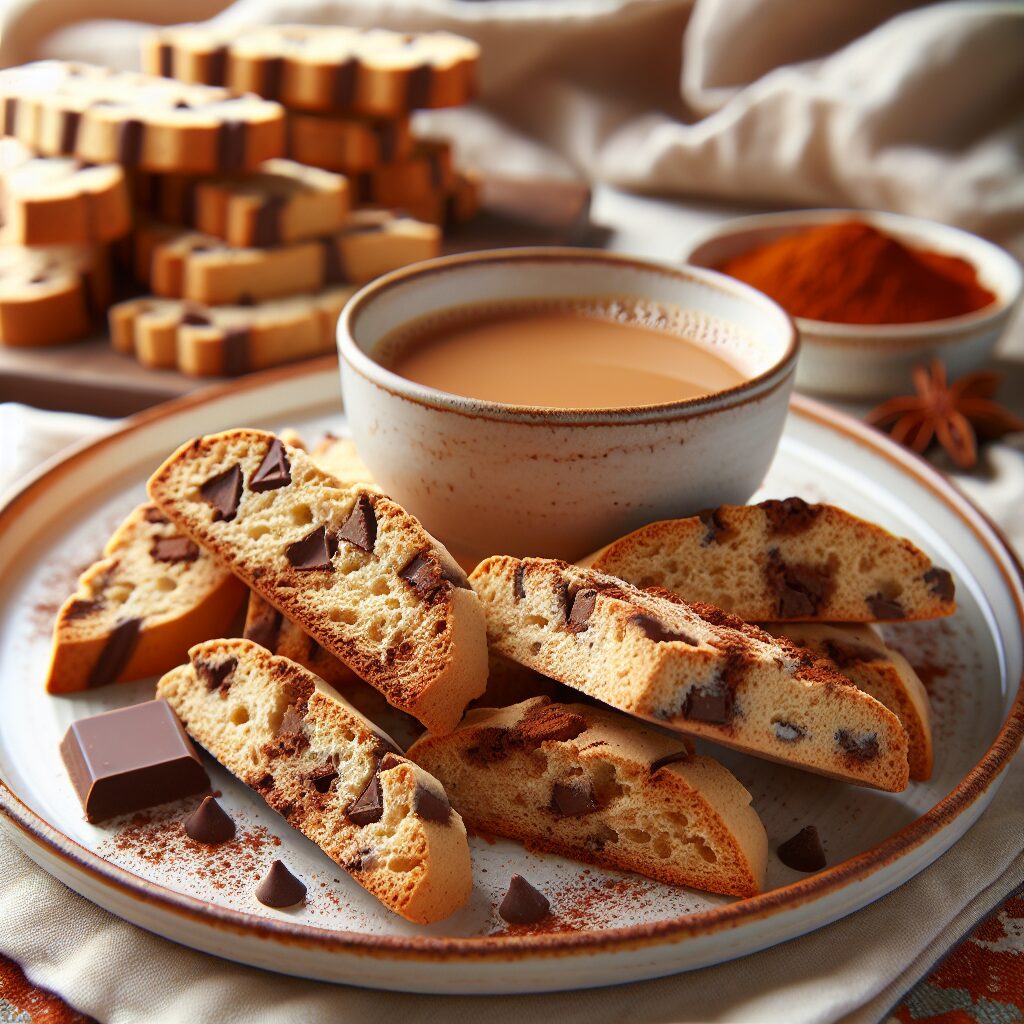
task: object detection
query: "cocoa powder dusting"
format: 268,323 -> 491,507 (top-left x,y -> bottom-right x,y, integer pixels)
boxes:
465,700 -> 588,765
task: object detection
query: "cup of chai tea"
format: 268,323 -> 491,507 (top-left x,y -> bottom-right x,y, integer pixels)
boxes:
338,248 -> 797,564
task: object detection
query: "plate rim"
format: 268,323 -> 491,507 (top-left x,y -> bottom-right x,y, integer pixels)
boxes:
1,358 -> 1021,962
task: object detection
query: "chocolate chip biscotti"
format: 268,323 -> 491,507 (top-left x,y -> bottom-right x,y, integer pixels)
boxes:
471,556 -> 910,791
157,639 -> 472,923
585,498 -> 956,622
409,697 -> 768,897
147,431 -> 489,734
45,503 -> 246,693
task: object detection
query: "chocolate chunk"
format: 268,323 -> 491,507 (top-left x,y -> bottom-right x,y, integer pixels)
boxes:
249,439 -> 291,493
331,59 -> 358,107
207,46 -> 228,87
682,684 -> 734,724
117,119 -> 144,164
835,729 -> 879,761
629,613 -> 698,645
60,699 -> 209,823
158,42 -> 173,78
565,588 -> 598,633
550,780 -> 598,817
346,768 -> 384,826
199,464 -> 243,522
221,327 -> 250,376
244,602 -> 283,652
698,507 -> 729,545
255,860 -> 306,908
777,825 -> 826,872
923,567 -> 955,602
286,525 -> 336,571
321,237 -> 348,285
143,507 -> 170,524
405,64 -> 433,108
650,749 -> 691,774
513,563 -> 527,600
185,795 -> 235,844
59,110 -> 81,155
499,874 -> 550,925
195,656 -> 237,693
273,705 -> 309,755
413,784 -> 452,824
766,550 -> 832,618
309,763 -> 338,795
760,497 -> 821,536
261,55 -> 285,99
251,194 -> 287,247
217,120 -> 247,171
337,494 -> 376,552
866,593 -> 904,620
397,551 -> 447,601
773,720 -> 806,743
86,617 -> 142,688
3,99 -> 17,137
151,536 -> 199,563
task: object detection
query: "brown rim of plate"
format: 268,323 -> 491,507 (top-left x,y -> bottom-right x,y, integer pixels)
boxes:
0,361 -> 1021,960
338,247 -> 800,425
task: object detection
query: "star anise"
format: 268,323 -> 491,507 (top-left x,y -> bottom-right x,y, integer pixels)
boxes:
866,359 -> 1024,470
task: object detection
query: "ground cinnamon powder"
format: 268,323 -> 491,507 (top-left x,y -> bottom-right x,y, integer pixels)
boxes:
716,221 -> 996,324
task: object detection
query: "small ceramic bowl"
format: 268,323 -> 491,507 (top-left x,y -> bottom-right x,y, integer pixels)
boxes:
337,247 -> 797,565
681,209 -> 1023,401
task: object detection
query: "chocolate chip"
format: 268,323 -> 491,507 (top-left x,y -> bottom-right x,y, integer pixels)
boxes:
184,795 -> 235,844
773,720 -> 805,743
777,825 -> 826,872
251,193 -> 287,247
59,110 -> 81,154
249,439 -> 291,492
650,749 -> 691,774
346,768 -> 383,826
337,494 -> 376,552
866,593 -> 904,620
260,55 -> 285,99
117,119 -> 144,164
923,567 -> 955,602
143,507 -> 170,524
255,860 -> 306,908
157,42 -> 173,78
698,507 -> 729,544
195,656 -> 237,693
397,551 -> 447,602
414,784 -> 452,824
629,613 -> 698,645
87,618 -> 142,688
217,120 -> 247,171
221,327 -> 250,376
499,874 -> 550,925
683,685 -> 734,724
565,588 -> 598,632
151,536 -> 199,563
513,563 -> 527,600
273,704 -> 309,755
405,64 -> 433,108
207,46 -> 228,86
331,59 -> 358,107
766,550 -> 832,618
309,763 -> 338,795
760,497 -> 822,536
285,526 -> 336,571
550,780 -> 598,817
199,464 -> 243,522
835,729 -> 879,761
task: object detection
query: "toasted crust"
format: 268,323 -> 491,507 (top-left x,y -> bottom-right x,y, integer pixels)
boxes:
147,430 -> 488,733
584,498 -> 956,623
765,622 -> 933,781
409,697 -> 768,897
156,639 -> 472,923
45,503 -> 246,693
470,556 -> 910,792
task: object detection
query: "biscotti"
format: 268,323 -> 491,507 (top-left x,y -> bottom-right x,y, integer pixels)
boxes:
45,503 -> 246,693
0,61 -> 285,174
286,111 -> 414,172
470,556 -> 910,791
766,622 -> 933,781
350,141 -> 453,209
0,244 -> 111,347
409,697 -> 768,897
143,25 -> 479,116
147,430 -> 488,733
585,497 -> 956,622
156,639 -> 472,923
307,434 -> 376,490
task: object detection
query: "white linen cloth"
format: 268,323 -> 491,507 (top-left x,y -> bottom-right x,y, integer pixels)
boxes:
0,399 -> 1021,1024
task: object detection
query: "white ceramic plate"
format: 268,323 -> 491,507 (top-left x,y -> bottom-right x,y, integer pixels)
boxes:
0,359 -> 1021,994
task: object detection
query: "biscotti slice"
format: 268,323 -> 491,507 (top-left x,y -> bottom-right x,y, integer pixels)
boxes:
0,145 -> 131,246
409,696 -> 767,897
156,639 -> 472,923
471,556 -> 910,791
286,111 -> 414,172
585,497 -> 956,622
147,430 -> 488,733
0,244 -> 111,347
45,503 -> 246,693
144,24 -> 479,116
765,623 -> 933,781
243,591 -> 423,750
308,435 -> 376,490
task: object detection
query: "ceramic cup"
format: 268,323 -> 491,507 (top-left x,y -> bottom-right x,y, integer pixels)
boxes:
337,247 -> 798,565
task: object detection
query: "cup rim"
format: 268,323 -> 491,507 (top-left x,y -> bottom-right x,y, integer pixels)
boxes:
337,247 -> 799,426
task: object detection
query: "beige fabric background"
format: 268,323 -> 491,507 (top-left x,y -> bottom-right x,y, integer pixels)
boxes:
0,2 -> 1021,1020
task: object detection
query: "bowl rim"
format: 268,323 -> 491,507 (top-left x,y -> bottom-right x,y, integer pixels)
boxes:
337,246 -> 799,426
680,208 -> 1024,340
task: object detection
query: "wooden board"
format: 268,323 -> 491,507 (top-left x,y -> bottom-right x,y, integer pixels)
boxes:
0,176 -> 600,416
